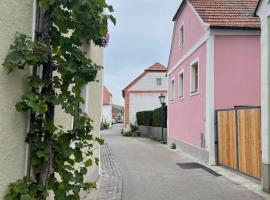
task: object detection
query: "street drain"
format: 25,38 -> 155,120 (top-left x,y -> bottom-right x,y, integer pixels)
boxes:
177,162 -> 222,177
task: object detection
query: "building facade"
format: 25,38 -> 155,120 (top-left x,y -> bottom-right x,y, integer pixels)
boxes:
256,0 -> 270,193
102,86 -> 113,126
123,63 -> 168,128
0,0 -> 104,198
112,104 -> 124,124
168,0 -> 261,164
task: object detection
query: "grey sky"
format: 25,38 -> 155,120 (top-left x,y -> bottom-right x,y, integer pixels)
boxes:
104,0 -> 181,106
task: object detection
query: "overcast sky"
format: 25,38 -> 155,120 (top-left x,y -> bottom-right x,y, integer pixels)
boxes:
104,0 -> 181,106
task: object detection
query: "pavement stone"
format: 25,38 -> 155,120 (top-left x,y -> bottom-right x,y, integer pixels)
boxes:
96,142 -> 123,200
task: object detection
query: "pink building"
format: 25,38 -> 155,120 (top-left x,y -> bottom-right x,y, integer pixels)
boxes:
167,0 -> 261,164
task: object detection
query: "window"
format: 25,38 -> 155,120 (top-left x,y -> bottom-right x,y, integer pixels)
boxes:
156,78 -> 162,86
179,25 -> 184,48
170,79 -> 175,101
191,61 -> 199,94
178,71 -> 184,98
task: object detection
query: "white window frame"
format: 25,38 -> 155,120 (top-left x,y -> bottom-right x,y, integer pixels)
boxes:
178,69 -> 184,99
190,59 -> 200,96
179,22 -> 184,48
170,77 -> 175,102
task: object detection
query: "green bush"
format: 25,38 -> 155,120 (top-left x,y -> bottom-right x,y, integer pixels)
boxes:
122,131 -> 141,137
100,121 -> 110,130
153,106 -> 167,128
136,106 -> 167,128
136,111 -> 153,126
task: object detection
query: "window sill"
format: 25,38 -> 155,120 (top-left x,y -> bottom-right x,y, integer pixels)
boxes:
190,91 -> 199,96
170,99 -> 175,104
178,96 -> 184,100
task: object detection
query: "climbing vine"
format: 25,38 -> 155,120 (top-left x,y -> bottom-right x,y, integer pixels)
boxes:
3,0 -> 115,199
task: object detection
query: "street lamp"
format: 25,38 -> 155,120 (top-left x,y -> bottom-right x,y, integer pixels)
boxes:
159,94 -> 166,144
159,93 -> 166,106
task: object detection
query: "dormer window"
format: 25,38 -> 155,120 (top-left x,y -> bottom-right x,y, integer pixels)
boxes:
179,24 -> 184,48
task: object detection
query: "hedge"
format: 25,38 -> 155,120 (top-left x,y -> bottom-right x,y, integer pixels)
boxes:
136,111 -> 153,126
136,106 -> 167,128
153,106 -> 167,128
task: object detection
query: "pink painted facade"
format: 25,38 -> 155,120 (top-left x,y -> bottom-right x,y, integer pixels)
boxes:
168,1 -> 261,159
214,35 -> 261,109
168,3 -> 206,69
169,44 -> 206,147
168,2 -> 207,148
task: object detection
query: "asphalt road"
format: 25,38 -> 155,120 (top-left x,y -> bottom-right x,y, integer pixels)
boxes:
101,124 -> 265,200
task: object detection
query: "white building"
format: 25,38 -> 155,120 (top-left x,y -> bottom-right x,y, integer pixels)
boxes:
256,0 -> 270,193
122,63 -> 168,128
102,86 -> 113,126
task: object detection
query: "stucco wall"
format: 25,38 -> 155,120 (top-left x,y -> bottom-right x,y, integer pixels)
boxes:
214,35 -> 261,109
257,0 -> 270,167
168,2 -> 207,149
102,105 -> 113,125
168,44 -> 207,148
0,0 -> 33,197
129,93 -> 168,125
83,43 -> 104,185
168,2 -> 206,69
129,72 -> 167,91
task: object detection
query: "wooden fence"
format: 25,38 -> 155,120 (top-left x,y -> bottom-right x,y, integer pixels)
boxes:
216,107 -> 261,179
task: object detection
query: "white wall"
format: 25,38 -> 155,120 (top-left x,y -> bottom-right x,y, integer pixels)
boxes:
102,105 -> 113,125
129,93 -> 168,125
257,0 -> 270,166
129,72 -> 167,91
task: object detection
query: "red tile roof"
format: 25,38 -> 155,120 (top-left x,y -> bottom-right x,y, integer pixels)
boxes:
103,86 -> 112,105
122,63 -> 167,97
173,0 -> 261,29
145,62 -> 167,72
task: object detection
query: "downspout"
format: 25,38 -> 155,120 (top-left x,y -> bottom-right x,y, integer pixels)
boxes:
25,0 -> 39,181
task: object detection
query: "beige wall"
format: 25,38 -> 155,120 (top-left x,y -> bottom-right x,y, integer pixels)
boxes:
0,1 -> 104,198
84,43 -> 104,181
0,0 -> 33,197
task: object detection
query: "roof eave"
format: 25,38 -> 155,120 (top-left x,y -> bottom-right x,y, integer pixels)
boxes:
172,0 -> 187,21
254,0 -> 262,16
210,25 -> 261,31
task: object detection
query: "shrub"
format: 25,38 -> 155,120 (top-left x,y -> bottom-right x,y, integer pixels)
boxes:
153,106 -> 167,128
136,106 -> 167,128
122,130 -> 141,137
130,123 -> 138,132
136,111 -> 153,126
100,121 -> 110,130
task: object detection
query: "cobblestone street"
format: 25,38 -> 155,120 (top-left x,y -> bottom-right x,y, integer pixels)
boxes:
97,143 -> 123,200
97,124 -> 266,200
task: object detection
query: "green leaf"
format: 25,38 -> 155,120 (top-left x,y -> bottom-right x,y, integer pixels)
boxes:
28,75 -> 45,88
21,194 -> 32,200
84,159 -> 92,167
36,150 -> 49,160
95,137 -> 104,145
45,122 -> 58,133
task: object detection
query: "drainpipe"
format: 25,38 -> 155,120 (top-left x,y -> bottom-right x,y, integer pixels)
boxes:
25,0 -> 39,180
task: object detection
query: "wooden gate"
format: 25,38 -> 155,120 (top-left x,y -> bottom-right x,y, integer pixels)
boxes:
216,107 -> 261,179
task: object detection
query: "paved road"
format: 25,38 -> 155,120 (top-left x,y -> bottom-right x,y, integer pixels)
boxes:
101,124 -> 265,200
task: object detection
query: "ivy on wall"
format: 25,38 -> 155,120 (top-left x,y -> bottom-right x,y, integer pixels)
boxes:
2,0 -> 115,199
